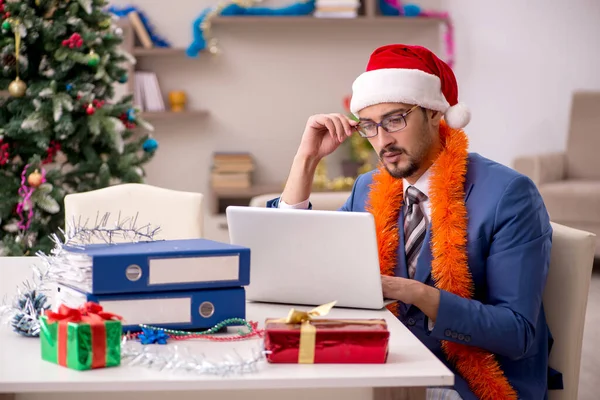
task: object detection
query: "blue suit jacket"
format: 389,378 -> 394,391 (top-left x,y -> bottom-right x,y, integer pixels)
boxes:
267,153 -> 562,400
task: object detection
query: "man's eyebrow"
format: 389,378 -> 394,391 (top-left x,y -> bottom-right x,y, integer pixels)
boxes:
359,108 -> 407,122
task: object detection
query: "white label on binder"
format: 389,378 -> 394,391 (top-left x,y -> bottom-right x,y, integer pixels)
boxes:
55,285 -> 192,325
100,297 -> 191,325
148,254 -> 240,285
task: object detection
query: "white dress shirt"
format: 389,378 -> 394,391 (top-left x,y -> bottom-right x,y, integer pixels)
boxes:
278,167 -> 432,217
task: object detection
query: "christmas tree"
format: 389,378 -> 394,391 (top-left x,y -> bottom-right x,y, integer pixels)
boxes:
0,0 -> 158,256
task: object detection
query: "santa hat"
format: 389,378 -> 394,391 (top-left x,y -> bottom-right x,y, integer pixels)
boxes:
350,44 -> 470,129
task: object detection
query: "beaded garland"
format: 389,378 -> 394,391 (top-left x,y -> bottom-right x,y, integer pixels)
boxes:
124,318 -> 263,344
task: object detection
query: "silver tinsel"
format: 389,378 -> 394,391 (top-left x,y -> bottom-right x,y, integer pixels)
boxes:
121,336 -> 266,376
35,212 -> 161,291
0,262 -> 51,337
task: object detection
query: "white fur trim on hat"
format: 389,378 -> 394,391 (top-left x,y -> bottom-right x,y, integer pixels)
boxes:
444,102 -> 471,129
350,68 -> 450,115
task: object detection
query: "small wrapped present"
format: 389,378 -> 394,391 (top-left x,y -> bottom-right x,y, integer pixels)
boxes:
264,301 -> 389,364
40,302 -> 122,370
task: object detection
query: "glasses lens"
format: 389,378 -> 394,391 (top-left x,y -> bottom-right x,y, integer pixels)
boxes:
383,115 -> 406,132
358,122 -> 376,138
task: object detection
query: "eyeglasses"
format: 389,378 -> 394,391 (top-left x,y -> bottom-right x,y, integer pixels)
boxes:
355,105 -> 420,138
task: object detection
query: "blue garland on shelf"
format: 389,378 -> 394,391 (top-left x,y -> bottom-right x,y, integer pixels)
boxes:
106,5 -> 172,48
187,0 -> 315,57
378,0 -> 422,16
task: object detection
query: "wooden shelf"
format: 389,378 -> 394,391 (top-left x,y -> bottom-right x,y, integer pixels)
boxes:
128,16 -> 443,58
140,110 -> 209,119
213,16 -> 445,25
132,47 -> 188,57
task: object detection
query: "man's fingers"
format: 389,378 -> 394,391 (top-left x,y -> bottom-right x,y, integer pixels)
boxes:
335,114 -> 355,137
330,115 -> 346,142
322,117 -> 337,142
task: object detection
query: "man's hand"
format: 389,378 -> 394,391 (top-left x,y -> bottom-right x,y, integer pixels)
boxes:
381,275 -> 418,303
281,114 -> 358,205
381,275 -> 441,322
296,113 -> 358,161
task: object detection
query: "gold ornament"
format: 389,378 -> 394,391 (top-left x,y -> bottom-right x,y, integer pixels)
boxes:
27,170 -> 43,188
9,18 -> 26,97
99,18 -> 111,30
8,77 -> 26,97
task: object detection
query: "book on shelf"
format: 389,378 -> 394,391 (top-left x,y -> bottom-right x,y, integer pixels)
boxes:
134,71 -> 165,112
211,152 -> 254,189
128,11 -> 153,49
313,0 -> 359,17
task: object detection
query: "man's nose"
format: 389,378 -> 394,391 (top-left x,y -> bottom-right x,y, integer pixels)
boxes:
375,126 -> 394,148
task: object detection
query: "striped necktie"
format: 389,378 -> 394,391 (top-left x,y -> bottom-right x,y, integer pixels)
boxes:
404,186 -> 428,279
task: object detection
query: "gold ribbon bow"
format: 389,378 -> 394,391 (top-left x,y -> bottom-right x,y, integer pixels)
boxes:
283,301 -> 337,364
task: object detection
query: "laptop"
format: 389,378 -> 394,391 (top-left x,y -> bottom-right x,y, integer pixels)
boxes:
226,206 -> 388,310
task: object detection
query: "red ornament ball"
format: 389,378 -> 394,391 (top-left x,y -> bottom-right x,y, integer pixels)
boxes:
86,104 -> 95,115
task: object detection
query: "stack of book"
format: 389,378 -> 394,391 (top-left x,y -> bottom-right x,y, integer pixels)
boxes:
313,0 -> 360,18
211,152 -> 254,189
51,238 -> 251,332
133,71 -> 165,112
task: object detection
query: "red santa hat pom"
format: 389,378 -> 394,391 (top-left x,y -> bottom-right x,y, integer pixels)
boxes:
350,44 -> 471,129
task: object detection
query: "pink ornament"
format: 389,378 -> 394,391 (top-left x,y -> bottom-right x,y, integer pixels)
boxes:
16,165 -> 47,232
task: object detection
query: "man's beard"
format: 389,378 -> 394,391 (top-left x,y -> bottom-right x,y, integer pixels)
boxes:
379,147 -> 420,179
378,126 -> 431,179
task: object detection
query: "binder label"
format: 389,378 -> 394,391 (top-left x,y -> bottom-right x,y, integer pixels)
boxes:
148,254 -> 240,285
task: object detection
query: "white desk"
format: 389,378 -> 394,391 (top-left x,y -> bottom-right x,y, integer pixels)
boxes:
0,257 -> 454,400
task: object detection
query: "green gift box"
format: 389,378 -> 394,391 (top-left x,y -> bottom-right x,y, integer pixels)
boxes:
40,302 -> 122,370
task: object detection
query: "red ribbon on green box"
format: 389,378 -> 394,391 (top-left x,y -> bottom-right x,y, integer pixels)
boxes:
40,302 -> 122,370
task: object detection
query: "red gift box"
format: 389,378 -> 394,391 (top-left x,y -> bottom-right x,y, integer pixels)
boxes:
263,302 -> 389,364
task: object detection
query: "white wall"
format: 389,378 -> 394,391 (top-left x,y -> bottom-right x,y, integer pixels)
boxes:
441,0 -> 600,166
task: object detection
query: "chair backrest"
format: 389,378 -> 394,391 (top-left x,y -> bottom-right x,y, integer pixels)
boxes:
565,91 -> 600,180
544,222 -> 596,400
249,192 -> 351,211
63,183 -> 204,242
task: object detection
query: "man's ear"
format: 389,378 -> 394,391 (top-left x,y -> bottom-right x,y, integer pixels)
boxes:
429,109 -> 442,124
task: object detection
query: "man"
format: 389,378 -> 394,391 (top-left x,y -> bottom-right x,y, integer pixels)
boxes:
266,44 -> 559,400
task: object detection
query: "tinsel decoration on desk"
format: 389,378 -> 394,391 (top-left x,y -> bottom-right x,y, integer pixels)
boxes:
36,212 -> 161,289
126,319 -> 264,344
62,211 -> 161,246
120,319 -> 266,375
1,212 -> 160,337
121,335 -> 266,376
0,264 -> 51,337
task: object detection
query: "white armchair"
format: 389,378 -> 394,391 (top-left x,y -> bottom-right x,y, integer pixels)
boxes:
63,183 -> 204,242
544,222 -> 596,400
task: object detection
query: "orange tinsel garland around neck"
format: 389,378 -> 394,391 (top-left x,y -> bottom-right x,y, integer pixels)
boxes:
365,121 -> 518,400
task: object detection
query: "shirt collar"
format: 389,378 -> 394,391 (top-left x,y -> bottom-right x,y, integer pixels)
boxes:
403,167 -> 431,200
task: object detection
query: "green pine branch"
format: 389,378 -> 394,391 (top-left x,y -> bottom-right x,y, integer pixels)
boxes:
0,0 -> 158,256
